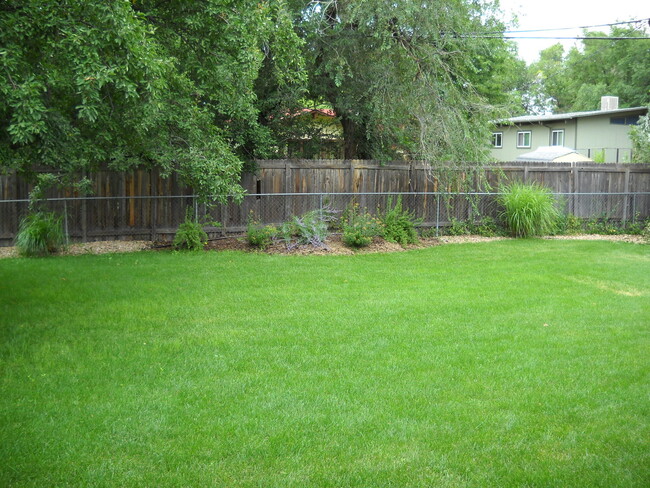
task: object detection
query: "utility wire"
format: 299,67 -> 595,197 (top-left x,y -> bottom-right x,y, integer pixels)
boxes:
501,18 -> 649,34
486,36 -> 650,40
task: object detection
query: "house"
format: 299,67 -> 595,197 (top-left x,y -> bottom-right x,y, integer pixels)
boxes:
284,108 -> 344,159
490,97 -> 647,163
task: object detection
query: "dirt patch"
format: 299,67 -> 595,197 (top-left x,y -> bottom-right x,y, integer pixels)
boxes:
0,233 -> 645,259
0,240 -> 151,259
204,234 -> 440,256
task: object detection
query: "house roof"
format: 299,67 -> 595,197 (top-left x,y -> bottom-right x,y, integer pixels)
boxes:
497,106 -> 647,125
515,146 -> 593,163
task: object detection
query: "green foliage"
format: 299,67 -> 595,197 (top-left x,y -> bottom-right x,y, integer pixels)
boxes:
281,208 -> 336,249
340,204 -> 381,248
642,221 -> 650,243
557,214 -> 583,235
380,196 -> 420,246
295,0 -> 515,161
444,216 -> 502,237
527,26 -> 650,113
630,109 -> 650,163
15,212 -> 67,257
584,217 -> 620,236
593,150 -> 606,164
0,0 -> 305,201
173,211 -> 219,251
498,183 -> 559,238
446,218 -> 472,236
246,215 -> 278,250
473,217 -> 501,237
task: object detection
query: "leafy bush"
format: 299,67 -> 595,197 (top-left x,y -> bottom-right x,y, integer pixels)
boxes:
246,216 -> 278,250
446,218 -> 471,236
585,217 -> 619,235
642,221 -> 650,243
380,196 -> 420,246
498,182 -> 559,238
557,213 -> 583,235
15,211 -> 67,257
473,217 -> 501,237
173,212 -> 219,251
281,208 -> 336,249
341,204 -> 381,248
622,215 -> 647,235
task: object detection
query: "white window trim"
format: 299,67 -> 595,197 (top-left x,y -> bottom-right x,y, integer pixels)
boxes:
551,129 -> 564,146
492,132 -> 503,148
517,131 -> 531,148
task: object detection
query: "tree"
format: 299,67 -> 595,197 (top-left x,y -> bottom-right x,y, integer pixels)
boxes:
289,0 -> 519,162
630,108 -> 650,163
528,24 -> 650,114
0,0 -> 305,200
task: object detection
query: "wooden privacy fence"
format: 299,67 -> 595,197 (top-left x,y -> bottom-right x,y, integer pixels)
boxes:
1,161 -> 650,245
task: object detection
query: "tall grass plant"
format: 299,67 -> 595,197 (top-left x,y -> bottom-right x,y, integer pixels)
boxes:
15,211 -> 67,257
499,182 -> 559,237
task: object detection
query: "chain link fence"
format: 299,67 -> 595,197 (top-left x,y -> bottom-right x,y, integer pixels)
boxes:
1,192 -> 648,246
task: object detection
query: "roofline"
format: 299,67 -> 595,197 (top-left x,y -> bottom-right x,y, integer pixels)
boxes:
494,106 -> 647,125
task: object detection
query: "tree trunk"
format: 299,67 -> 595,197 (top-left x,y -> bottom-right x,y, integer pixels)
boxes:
340,115 -> 372,160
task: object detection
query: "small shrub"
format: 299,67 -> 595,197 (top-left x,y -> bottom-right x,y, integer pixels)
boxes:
473,217 -> 501,237
381,195 -> 420,246
585,217 -> 619,235
446,218 -> 471,236
341,204 -> 381,248
281,208 -> 336,249
642,221 -> 650,243
419,227 -> 438,238
557,213 -> 583,235
247,216 -> 278,250
622,215 -> 646,235
498,182 -> 559,238
173,211 -> 219,251
15,211 -> 67,257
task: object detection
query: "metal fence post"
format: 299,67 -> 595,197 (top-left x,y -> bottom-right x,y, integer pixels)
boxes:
436,192 -> 440,237
63,199 -> 70,245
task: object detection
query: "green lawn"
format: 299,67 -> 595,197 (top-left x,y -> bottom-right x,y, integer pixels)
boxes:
1,240 -> 649,487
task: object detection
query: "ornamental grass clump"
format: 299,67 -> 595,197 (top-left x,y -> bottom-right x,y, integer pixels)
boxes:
498,182 -> 559,238
15,211 -> 67,257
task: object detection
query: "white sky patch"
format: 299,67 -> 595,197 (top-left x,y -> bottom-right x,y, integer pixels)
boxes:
496,0 -> 649,63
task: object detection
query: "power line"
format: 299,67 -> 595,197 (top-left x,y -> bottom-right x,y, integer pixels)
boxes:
501,18 -> 649,34
494,36 -> 650,41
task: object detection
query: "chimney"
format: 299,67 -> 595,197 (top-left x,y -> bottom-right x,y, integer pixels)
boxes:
601,96 -> 619,111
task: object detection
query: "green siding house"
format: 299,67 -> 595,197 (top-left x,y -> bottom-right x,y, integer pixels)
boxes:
490,97 -> 647,163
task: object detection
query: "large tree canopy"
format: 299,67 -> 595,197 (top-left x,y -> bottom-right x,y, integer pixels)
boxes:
2,0 -> 525,198
288,0 -> 519,162
527,24 -> 650,114
0,0 -> 304,200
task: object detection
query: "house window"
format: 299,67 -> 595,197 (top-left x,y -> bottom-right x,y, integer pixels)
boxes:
517,131 -> 531,148
610,116 -> 640,125
492,132 -> 503,148
551,130 -> 564,146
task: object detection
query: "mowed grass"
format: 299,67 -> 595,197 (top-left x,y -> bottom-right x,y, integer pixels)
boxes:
0,240 -> 649,487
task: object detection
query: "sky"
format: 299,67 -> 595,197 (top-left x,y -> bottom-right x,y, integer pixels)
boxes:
496,0 -> 649,64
